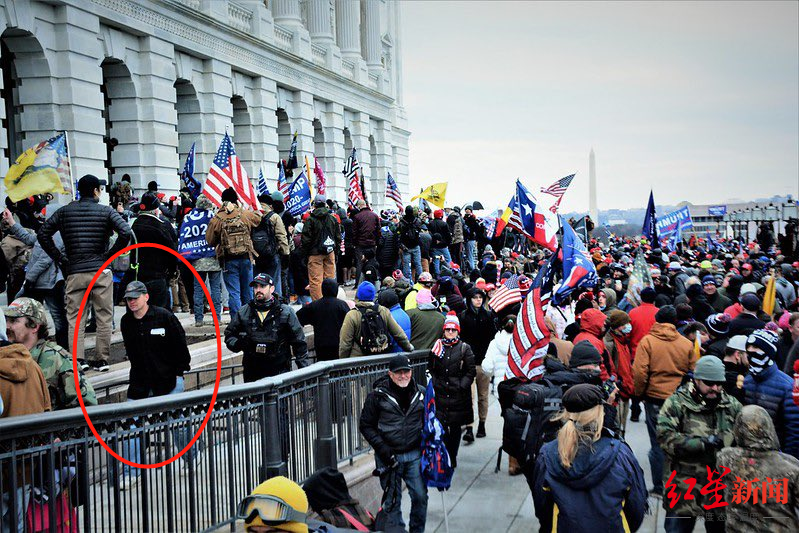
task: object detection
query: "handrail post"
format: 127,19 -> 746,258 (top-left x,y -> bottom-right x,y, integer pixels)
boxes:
314,371 -> 337,470
264,388 -> 287,478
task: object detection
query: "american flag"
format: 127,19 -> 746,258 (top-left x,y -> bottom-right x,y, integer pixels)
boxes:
203,132 -> 259,210
506,254 -> 558,381
489,274 -> 522,312
385,172 -> 403,210
257,168 -> 270,197
277,160 -> 290,197
541,174 -> 575,214
344,148 -> 364,207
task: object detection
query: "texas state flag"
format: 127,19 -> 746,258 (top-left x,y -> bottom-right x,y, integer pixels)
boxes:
516,179 -> 558,251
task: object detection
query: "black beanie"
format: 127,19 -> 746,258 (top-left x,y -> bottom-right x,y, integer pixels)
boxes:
562,384 -> 604,412
138,191 -> 160,211
378,289 -> 399,309
569,341 -> 602,368
640,287 -> 656,304
574,299 -> 594,316
221,187 -> 238,204
655,305 -> 677,325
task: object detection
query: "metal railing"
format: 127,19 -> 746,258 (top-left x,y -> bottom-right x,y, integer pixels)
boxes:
0,351 -> 428,532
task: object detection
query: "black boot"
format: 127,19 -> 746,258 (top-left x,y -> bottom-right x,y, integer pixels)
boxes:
476,421 -> 486,438
463,426 -> 475,444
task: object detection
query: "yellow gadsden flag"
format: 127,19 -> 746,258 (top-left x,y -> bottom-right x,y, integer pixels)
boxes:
4,133 -> 71,202
411,182 -> 448,209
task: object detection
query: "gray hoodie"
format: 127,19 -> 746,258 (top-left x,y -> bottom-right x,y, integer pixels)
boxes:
8,221 -> 65,291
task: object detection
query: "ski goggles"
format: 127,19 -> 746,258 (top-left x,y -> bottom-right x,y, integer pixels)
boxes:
237,494 -> 307,526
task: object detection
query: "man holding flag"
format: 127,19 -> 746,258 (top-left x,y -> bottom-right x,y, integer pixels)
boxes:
360,354 -> 428,533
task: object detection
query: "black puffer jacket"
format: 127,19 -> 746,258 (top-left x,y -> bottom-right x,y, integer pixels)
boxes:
301,207 -> 341,256
38,197 -> 131,275
224,297 -> 309,380
131,213 -> 178,279
428,341 -> 476,426
459,293 -> 497,365
428,218 -> 450,248
359,375 -> 425,462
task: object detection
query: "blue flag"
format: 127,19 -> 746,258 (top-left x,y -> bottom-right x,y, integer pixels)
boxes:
553,218 -> 598,305
178,208 -> 215,260
257,168 -> 270,197
421,379 -> 453,490
180,142 -> 201,200
642,190 -> 658,243
285,171 -> 311,216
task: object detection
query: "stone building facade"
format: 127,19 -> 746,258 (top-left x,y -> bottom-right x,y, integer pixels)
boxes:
0,0 -> 409,210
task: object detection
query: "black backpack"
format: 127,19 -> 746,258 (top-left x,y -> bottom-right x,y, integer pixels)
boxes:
497,377 -> 563,468
357,303 -> 390,354
252,211 -> 278,263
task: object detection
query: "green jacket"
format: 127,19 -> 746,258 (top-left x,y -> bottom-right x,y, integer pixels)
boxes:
406,304 -> 445,351
301,207 -> 341,256
339,301 -> 413,358
657,381 -> 741,516
30,339 -> 97,410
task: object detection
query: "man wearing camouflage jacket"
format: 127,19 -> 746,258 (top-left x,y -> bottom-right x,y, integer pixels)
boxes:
4,297 -> 97,410
657,356 -> 742,533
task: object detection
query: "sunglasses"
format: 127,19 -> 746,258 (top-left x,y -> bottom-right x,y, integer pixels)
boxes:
700,380 -> 725,388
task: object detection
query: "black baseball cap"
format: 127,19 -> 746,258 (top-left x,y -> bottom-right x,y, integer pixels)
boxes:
388,355 -> 412,372
250,273 -> 275,287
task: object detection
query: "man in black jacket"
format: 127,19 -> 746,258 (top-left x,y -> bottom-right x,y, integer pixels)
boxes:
224,273 -> 309,381
428,209 -> 451,277
359,354 -> 427,533
301,195 -> 341,301
459,287 -> 496,439
38,174 -> 131,372
398,206 -> 423,281
131,192 -> 178,308
296,278 -> 350,361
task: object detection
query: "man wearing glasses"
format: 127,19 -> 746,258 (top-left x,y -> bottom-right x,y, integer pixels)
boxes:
656,356 -> 742,532
39,174 -> 131,372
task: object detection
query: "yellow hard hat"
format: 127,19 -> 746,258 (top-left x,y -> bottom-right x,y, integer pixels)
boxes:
240,477 -> 309,533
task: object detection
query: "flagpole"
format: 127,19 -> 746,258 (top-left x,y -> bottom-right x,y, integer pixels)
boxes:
441,491 -> 450,533
63,130 -> 76,201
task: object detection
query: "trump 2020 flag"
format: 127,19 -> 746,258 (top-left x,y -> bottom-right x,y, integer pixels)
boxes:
180,142 -> 201,200
285,171 -> 312,216
553,219 -> 598,306
516,179 -> 558,251
421,379 -> 454,490
257,168 -> 270,197
4,132 -> 71,202
642,190 -> 658,244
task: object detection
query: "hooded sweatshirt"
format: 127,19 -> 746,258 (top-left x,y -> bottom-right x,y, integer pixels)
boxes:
533,435 -> 647,533
717,405 -> 799,533
296,279 -> 351,359
574,309 -> 615,380
0,342 -> 52,418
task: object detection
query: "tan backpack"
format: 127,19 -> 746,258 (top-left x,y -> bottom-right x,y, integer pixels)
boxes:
220,214 -> 252,258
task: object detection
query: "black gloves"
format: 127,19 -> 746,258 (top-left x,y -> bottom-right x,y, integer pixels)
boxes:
703,435 -> 725,452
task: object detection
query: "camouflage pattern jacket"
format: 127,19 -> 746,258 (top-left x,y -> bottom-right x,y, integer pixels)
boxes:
30,339 -> 97,410
657,381 -> 742,516
717,405 -> 799,533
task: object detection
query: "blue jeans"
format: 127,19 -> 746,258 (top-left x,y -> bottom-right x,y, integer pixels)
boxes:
193,271 -> 222,323
644,400 -> 665,492
402,246 -> 423,281
464,240 -> 476,272
255,255 -> 282,297
376,449 -> 428,533
431,247 -> 452,276
120,377 -> 197,478
223,257 -> 253,316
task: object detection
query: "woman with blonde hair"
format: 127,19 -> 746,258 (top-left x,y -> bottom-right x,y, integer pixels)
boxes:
532,384 -> 647,532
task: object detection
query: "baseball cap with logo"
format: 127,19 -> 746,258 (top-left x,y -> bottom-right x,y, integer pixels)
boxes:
124,281 -> 149,299
4,297 -> 47,326
418,272 -> 434,284
250,273 -> 275,287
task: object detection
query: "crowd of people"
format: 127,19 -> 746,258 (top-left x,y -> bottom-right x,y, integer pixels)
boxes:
1,173 -> 799,532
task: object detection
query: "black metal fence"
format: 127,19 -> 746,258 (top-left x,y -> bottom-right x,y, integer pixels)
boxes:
0,351 -> 428,532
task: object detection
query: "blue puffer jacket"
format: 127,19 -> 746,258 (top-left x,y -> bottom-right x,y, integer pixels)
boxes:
533,435 -> 648,532
744,364 -> 799,459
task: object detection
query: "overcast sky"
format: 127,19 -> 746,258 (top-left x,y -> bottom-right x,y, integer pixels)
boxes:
401,1 -> 799,213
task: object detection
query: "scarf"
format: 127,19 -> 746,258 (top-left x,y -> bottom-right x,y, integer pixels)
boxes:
432,336 -> 460,358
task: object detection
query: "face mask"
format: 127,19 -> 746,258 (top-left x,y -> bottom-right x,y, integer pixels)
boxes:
620,324 -> 632,334
599,305 -> 606,311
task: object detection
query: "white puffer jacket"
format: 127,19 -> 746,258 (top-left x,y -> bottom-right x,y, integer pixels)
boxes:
481,330 -> 512,382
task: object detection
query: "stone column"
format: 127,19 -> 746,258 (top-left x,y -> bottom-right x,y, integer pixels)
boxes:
392,127 -> 411,202
308,0 -> 334,44
131,36 -> 180,193
320,102 -> 345,203
370,120 -> 393,212
291,90 -> 316,184
348,112 -> 371,203
248,77 -> 280,187
271,0 -> 302,25
336,0 -> 361,59
360,0 -> 381,68
193,59 -> 233,185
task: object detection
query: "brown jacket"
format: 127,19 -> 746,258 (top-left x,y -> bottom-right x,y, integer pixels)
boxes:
632,322 -> 696,400
205,203 -> 262,260
545,317 -> 573,365
0,343 -> 52,418
339,301 -> 413,358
